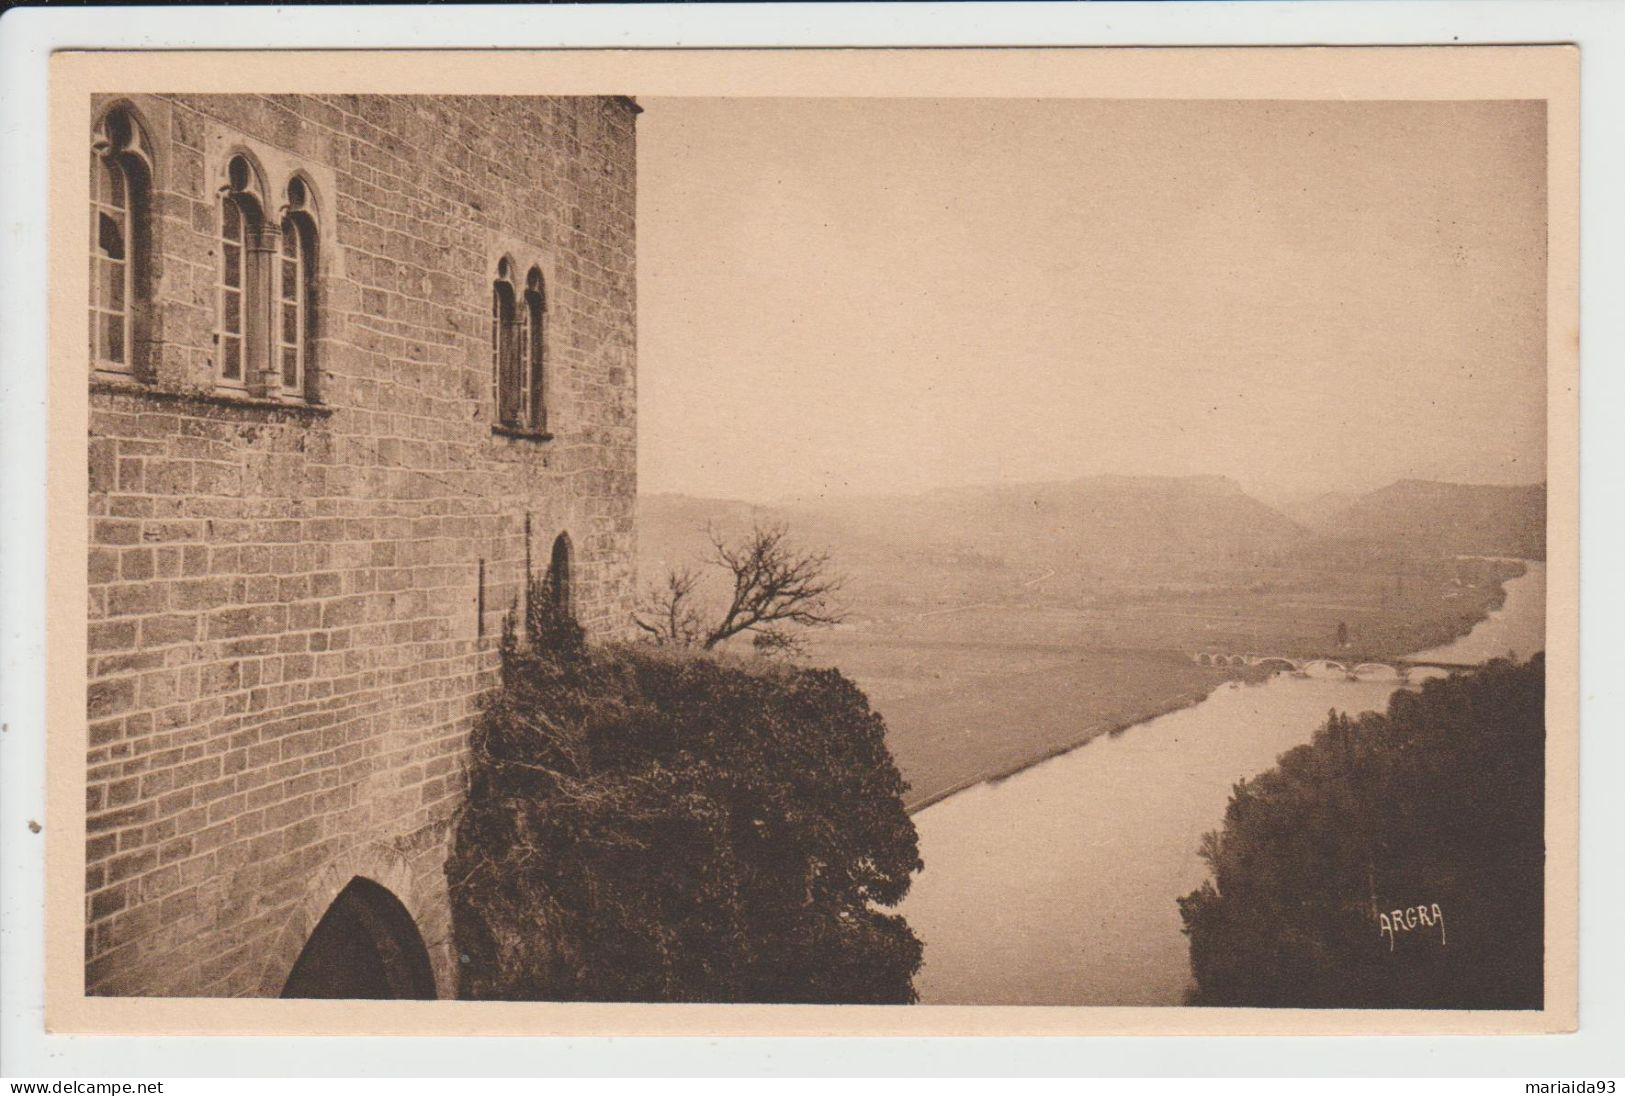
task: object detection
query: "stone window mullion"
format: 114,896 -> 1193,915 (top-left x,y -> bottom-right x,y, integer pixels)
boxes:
503,314 -> 525,426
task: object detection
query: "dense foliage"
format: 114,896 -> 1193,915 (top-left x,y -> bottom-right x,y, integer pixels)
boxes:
449,583 -> 923,1003
1180,655 -> 1545,1009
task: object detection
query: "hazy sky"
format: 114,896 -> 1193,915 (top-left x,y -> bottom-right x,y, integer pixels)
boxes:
636,98 -> 1546,504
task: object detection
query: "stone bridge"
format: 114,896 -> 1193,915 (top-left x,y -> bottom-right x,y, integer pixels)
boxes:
1190,652 -> 1481,680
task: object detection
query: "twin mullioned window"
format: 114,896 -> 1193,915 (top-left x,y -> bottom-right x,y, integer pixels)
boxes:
94,105 -> 554,432
491,258 -> 548,433
89,107 -> 319,403
214,154 -> 317,401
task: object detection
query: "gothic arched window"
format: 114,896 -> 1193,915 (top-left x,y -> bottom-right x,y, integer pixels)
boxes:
491,258 -> 520,426
278,175 -> 318,400
89,105 -> 154,377
216,154 -> 269,391
522,267 -> 547,432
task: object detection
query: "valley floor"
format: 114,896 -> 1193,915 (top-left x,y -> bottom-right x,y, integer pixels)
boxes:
807,636 -> 1234,811
802,561 -> 1521,812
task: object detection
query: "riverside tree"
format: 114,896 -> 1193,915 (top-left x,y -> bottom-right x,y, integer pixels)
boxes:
1179,655 -> 1545,1009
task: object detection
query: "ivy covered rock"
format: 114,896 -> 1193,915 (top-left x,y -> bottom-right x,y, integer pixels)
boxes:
450,593 -> 923,1003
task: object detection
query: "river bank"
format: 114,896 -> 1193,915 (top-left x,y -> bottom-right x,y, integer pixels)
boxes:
811,643 -> 1244,814
897,560 -> 1547,1005
903,671 -> 1241,813
814,557 -> 1525,815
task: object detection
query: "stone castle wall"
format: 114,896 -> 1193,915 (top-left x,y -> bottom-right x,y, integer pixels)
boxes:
84,94 -> 637,996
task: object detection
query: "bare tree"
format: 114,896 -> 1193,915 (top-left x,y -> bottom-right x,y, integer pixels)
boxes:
631,565 -> 707,648
633,522 -> 845,654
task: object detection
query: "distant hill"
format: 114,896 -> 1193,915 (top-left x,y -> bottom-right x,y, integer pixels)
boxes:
1275,489 -> 1362,531
796,474 -> 1307,574
1312,480 -> 1546,560
640,477 -> 1548,602
639,476 -> 1310,609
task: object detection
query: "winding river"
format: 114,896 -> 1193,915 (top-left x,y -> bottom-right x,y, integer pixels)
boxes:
899,561 -> 1546,1006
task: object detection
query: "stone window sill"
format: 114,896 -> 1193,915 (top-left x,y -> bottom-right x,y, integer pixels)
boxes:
492,424 -> 554,442
90,378 -> 332,418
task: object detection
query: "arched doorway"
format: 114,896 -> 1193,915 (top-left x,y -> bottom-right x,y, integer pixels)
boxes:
280,876 -> 436,999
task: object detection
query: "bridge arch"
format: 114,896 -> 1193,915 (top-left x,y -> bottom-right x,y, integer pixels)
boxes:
1351,662 -> 1401,679
1301,659 -> 1348,676
1255,657 -> 1298,673
259,842 -> 450,999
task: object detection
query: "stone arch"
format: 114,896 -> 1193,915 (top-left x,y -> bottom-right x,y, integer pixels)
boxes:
279,877 -> 436,1000
218,144 -> 271,208
92,97 -> 160,187
259,842 -> 448,999
1352,662 -> 1401,679
282,168 -> 323,222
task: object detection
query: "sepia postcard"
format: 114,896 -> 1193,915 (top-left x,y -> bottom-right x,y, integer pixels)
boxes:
44,45 -> 1578,1036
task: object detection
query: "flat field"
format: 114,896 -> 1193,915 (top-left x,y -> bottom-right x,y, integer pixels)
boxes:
806,634 -> 1231,810
801,559 -> 1520,811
